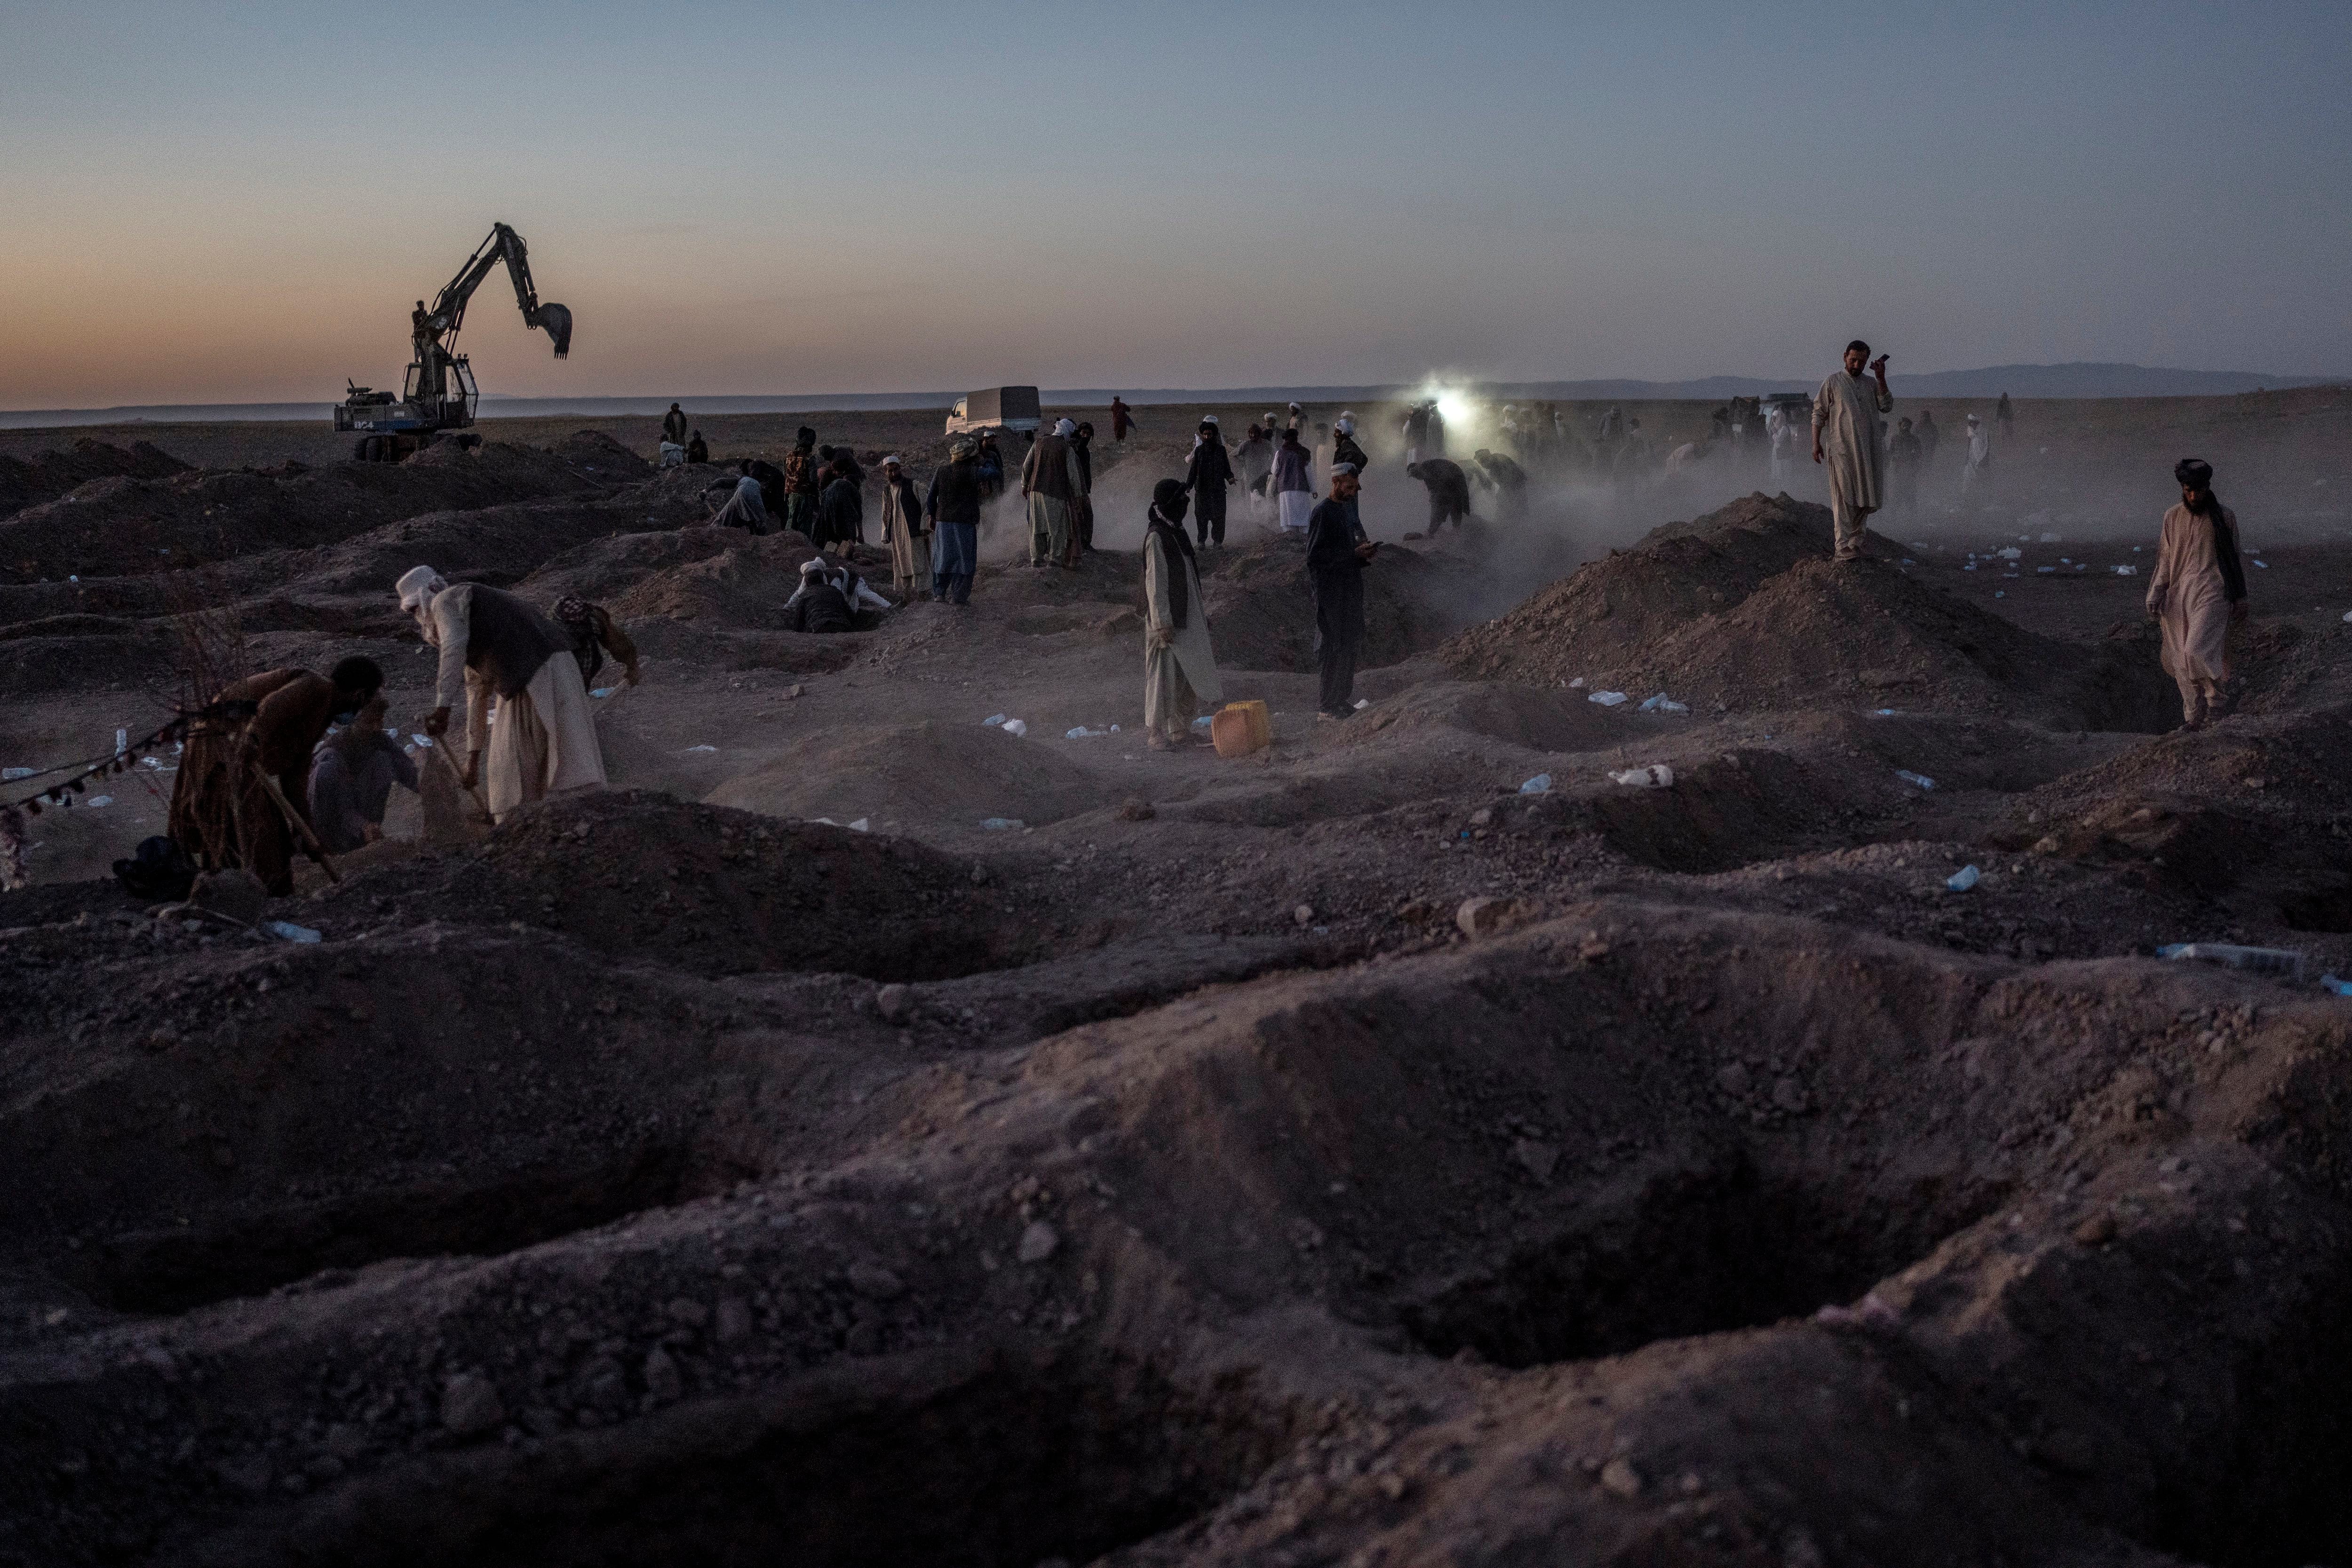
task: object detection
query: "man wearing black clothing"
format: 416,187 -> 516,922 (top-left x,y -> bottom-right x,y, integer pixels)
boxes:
1306,464 -> 1378,720
1184,419 -> 1235,546
926,437 -> 984,605
662,403 -> 688,446
1407,457 -> 1475,532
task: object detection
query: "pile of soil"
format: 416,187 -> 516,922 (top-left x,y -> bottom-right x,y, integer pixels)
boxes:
0,438 -> 187,524
313,788 -> 1050,980
1204,536 -> 1471,673
1995,700 -> 2352,937
1341,681 -> 1625,753
0,440 -> 614,584
1446,493 -> 2173,728
605,534 -> 826,628
707,719 -> 1108,832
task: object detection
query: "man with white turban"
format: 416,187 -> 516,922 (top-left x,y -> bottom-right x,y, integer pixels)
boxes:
396,566 -> 606,822
1811,339 -> 1894,562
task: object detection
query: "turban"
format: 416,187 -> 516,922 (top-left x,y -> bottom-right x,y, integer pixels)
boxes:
1053,418 -> 1075,436
2174,458 -> 2214,487
1150,478 -> 1191,523
1335,417 -> 1354,435
881,454 -> 902,467
950,436 -> 978,458
800,557 -> 828,576
1330,461 -> 1359,476
1200,414 -> 1219,426
396,565 -> 447,614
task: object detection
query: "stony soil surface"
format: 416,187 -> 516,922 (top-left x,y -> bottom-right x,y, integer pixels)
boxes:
2,393 -> 2352,1567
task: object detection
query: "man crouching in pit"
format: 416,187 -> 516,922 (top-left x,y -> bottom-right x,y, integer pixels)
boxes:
396,566 -> 607,823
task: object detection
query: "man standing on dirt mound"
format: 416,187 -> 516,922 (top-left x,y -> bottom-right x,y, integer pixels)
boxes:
398,567 -> 606,824
2146,458 -> 2249,731
1812,339 -> 1894,563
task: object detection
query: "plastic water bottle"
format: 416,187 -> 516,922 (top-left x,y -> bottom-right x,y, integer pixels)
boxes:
1946,864 -> 1980,892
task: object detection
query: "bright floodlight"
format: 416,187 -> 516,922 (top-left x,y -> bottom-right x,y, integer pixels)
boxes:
1436,392 -> 1473,428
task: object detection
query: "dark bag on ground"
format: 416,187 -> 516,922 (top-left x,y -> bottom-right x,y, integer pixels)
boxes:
114,835 -> 197,902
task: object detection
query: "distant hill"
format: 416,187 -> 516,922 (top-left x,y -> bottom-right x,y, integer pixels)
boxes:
4,364 -> 2342,430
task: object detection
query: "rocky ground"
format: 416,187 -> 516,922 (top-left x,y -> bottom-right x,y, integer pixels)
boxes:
2,390 -> 2351,1567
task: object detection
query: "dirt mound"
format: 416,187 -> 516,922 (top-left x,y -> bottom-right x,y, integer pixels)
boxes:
1996,702 -> 2352,929
546,428 -> 655,478
1447,492 -> 2173,728
708,718 -> 1108,832
1204,536 -> 1471,672
1341,681 -> 1626,753
312,788 -> 1048,980
0,440 -> 614,585
606,533 -> 829,629
0,438 -> 187,524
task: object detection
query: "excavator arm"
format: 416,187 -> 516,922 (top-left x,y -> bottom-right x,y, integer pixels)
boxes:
423,222 -> 571,359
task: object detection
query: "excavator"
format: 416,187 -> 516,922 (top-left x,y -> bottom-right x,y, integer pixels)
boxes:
334,222 -> 572,461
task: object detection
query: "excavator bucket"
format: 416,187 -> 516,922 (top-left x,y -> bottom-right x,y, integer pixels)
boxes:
534,303 -> 572,359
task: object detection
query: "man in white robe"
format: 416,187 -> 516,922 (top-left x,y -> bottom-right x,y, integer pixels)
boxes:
1812,340 -> 1894,562
397,566 -> 607,822
1961,413 -> 1994,501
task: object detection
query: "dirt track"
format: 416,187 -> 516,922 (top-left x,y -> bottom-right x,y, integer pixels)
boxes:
3,390 -> 2352,1567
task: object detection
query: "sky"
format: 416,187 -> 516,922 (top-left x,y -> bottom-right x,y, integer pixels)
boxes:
3,1 -> 2349,408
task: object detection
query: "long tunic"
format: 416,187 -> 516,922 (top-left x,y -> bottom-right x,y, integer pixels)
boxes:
1812,370 -> 1894,512
422,583 -> 604,821
2147,501 -> 2244,687
711,474 -> 768,531
879,476 -> 928,585
1144,528 -> 1222,717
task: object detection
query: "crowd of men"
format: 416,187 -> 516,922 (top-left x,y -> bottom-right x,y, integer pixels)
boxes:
148,359 -> 2239,897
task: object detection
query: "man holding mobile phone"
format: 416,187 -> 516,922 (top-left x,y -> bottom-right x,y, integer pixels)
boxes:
1307,464 -> 1379,721
1812,339 -> 1894,563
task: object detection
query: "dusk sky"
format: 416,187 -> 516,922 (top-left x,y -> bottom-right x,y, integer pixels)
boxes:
4,1 -> 2348,408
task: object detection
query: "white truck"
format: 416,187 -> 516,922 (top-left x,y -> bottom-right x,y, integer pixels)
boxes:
944,386 -> 1041,437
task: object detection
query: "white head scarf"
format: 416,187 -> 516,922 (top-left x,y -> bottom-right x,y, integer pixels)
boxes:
396,565 -> 447,643
1053,418 -> 1076,437
1335,417 -> 1354,435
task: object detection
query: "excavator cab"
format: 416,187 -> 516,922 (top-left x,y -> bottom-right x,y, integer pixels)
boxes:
335,223 -> 569,462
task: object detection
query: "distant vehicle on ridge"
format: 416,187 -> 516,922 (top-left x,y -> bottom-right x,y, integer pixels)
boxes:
945,386 -> 1041,438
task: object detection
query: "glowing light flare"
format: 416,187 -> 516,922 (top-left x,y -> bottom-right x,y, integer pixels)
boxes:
1435,392 -> 1474,429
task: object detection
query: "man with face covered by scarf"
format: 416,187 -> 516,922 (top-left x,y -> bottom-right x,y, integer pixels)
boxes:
168,655 -> 384,894
395,566 -> 607,821
2146,458 -> 2249,729
1142,480 -> 1223,750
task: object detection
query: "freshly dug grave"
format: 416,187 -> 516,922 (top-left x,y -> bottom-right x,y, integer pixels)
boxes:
0,440 -> 617,585
10,901 -> 2352,1568
0,438 -> 187,523
310,788 -> 1053,980
707,719 -> 1109,833
1446,493 -> 2175,729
